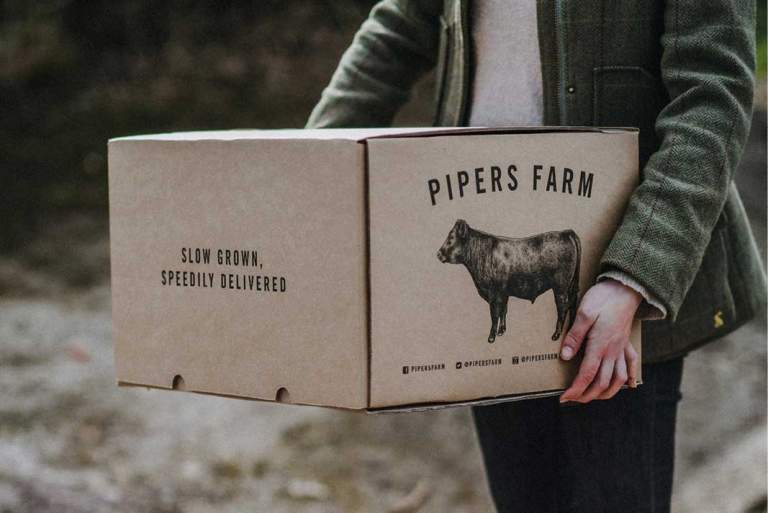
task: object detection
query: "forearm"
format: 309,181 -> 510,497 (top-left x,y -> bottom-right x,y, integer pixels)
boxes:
599,0 -> 756,320
306,0 -> 441,128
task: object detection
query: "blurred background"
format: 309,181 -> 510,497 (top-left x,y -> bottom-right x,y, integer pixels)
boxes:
0,1 -> 765,512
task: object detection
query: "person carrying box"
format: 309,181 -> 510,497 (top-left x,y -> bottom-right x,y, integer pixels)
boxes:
306,1 -> 766,511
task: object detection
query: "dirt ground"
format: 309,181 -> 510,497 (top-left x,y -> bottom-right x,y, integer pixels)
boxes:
0,117 -> 765,513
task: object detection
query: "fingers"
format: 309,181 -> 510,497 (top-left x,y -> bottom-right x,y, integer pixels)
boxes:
626,344 -> 639,388
559,350 -> 601,402
562,345 -> 639,404
576,357 -> 616,403
598,353 -> 628,400
560,309 -> 597,361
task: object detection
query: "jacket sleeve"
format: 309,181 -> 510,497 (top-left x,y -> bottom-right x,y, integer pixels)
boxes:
599,0 -> 756,320
306,0 -> 441,128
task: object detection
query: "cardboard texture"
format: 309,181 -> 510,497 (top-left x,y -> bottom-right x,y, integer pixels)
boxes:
109,127 -> 641,411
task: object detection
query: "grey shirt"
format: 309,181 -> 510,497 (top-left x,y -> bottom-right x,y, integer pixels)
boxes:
468,0 -> 544,127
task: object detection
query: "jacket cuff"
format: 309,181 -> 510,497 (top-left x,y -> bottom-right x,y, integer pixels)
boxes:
597,270 -> 668,320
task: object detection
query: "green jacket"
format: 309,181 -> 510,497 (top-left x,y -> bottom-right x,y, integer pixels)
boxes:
307,0 -> 766,362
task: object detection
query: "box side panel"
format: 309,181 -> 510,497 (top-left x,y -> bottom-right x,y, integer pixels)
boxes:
109,139 -> 368,409
367,132 -> 641,408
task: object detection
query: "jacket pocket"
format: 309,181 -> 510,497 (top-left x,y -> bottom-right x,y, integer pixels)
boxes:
592,66 -> 664,167
433,15 -> 451,126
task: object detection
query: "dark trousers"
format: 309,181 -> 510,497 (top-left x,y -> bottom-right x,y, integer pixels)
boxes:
472,358 -> 684,513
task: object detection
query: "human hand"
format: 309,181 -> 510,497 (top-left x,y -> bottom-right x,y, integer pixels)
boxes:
559,279 -> 641,403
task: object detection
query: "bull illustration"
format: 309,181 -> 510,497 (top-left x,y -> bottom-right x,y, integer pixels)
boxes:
437,219 -> 581,343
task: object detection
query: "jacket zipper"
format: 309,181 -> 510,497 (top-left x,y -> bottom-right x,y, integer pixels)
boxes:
554,0 -> 566,125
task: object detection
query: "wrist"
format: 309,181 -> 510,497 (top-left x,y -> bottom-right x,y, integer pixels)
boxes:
604,278 -> 643,310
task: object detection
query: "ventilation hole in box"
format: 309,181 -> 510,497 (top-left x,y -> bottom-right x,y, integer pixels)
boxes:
275,387 -> 291,403
172,374 -> 186,391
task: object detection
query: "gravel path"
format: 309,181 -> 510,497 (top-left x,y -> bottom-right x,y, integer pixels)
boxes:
0,287 -> 763,513
0,293 -> 491,513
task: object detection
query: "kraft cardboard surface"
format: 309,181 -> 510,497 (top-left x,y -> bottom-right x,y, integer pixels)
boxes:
109,127 -> 641,411
366,131 -> 641,408
110,136 -> 369,409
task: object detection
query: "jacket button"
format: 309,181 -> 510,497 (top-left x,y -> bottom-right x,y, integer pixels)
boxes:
567,85 -> 576,94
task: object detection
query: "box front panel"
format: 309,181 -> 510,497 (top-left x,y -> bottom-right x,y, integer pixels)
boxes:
367,132 -> 641,408
109,138 -> 368,408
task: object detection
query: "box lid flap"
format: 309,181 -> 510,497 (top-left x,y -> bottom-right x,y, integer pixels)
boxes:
109,126 -> 638,143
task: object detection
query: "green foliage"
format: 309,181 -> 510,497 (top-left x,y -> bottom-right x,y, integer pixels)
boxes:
0,0 -> 379,246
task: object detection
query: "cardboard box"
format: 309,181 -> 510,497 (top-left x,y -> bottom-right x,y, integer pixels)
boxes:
109,127 -> 641,412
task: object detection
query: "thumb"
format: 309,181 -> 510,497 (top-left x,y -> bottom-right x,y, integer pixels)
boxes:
560,309 -> 596,360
